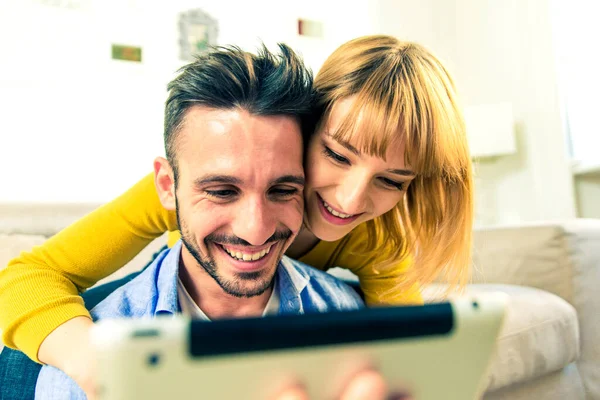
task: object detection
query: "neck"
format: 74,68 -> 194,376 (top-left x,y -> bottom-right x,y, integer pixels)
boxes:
178,251 -> 273,319
285,226 -> 320,259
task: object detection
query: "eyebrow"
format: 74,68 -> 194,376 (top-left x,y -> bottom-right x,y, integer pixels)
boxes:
194,175 -> 242,186
193,175 -> 305,186
326,134 -> 416,177
271,175 -> 305,186
387,169 -> 415,177
333,137 -> 361,156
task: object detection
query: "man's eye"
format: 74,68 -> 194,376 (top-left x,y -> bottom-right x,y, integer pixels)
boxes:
323,146 -> 350,165
205,189 -> 237,198
269,187 -> 298,197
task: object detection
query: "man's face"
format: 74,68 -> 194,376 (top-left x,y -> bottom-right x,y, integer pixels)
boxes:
163,106 -> 304,298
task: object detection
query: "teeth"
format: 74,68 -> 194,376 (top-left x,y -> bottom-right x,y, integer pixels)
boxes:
252,249 -> 267,261
223,245 -> 272,262
322,200 -> 353,219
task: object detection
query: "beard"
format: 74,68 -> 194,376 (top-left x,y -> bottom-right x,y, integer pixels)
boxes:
176,198 -> 293,298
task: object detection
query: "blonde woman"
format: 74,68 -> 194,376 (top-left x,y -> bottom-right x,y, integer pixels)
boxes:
0,35 -> 473,375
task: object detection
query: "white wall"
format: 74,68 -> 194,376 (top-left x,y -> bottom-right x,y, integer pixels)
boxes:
0,1 -> 178,203
369,0 -> 576,226
454,0 -> 576,225
1,0 -> 579,227
0,0 -> 376,203
552,0 -> 600,219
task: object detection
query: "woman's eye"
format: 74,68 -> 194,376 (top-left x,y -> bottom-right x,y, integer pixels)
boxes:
380,178 -> 405,191
323,146 -> 350,165
205,189 -> 237,198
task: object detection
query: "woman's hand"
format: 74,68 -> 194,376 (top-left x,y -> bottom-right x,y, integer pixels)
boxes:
273,369 -> 414,400
38,316 -> 98,399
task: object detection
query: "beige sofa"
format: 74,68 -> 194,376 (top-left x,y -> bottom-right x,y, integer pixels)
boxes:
449,221 -> 599,399
0,204 -> 598,399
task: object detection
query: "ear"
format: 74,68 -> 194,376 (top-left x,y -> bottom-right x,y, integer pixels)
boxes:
154,157 -> 176,210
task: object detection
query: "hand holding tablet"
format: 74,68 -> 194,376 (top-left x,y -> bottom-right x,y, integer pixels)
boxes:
91,294 -> 506,400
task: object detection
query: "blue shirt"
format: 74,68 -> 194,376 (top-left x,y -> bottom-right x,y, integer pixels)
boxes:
35,241 -> 364,399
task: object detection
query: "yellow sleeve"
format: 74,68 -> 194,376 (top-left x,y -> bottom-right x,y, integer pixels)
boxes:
0,173 -> 177,362
300,224 -> 423,306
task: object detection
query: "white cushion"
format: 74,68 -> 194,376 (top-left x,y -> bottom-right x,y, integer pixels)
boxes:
423,283 -> 580,392
471,224 -> 576,302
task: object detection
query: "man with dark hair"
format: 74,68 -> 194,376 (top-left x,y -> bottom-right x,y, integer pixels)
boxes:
163,45 -> 315,179
33,44 -> 364,399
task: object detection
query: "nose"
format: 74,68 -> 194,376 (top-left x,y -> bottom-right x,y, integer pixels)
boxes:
231,195 -> 278,246
335,171 -> 371,215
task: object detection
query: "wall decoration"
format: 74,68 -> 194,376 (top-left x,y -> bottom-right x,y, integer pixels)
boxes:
297,18 -> 324,38
178,9 -> 218,62
111,44 -> 142,62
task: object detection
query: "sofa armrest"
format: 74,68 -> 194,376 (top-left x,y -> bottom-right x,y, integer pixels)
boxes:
0,203 -> 100,237
471,219 -> 600,398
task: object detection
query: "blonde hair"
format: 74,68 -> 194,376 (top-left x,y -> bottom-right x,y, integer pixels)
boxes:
314,35 -> 473,297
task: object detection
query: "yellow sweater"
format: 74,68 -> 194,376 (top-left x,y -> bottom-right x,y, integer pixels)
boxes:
0,173 -> 422,362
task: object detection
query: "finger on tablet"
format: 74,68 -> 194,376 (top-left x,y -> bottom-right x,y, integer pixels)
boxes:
271,382 -> 309,400
339,369 -> 388,400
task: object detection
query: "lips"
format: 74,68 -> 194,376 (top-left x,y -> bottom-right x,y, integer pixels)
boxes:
316,194 -> 362,226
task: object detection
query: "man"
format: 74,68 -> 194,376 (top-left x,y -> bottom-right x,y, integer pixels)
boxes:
33,45 -> 364,399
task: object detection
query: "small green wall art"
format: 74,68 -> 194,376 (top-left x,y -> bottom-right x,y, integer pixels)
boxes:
178,9 -> 218,61
111,44 -> 142,62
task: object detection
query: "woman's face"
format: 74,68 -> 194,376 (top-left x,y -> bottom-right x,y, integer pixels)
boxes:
303,96 -> 416,242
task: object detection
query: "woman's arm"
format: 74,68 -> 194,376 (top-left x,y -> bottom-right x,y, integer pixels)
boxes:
0,173 -> 177,362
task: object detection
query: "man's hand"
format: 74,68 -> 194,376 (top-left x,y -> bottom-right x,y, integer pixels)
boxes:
273,369 -> 414,400
38,316 -> 98,399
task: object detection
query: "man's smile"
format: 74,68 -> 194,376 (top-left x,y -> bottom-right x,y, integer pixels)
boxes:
211,242 -> 281,274
220,243 -> 273,261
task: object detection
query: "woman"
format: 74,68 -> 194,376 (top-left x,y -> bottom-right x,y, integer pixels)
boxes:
0,35 -> 473,366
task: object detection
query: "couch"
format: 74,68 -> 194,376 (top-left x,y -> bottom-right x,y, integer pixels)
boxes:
0,203 -> 598,399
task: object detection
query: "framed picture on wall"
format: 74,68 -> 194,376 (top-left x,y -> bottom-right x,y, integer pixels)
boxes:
178,9 -> 218,61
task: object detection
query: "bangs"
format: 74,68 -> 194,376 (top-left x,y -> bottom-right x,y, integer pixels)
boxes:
312,35 -> 474,300
325,46 -> 470,180
328,91 -> 400,161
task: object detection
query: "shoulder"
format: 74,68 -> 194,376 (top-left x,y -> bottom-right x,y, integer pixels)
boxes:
281,257 -> 365,310
89,247 -> 171,320
329,221 -> 413,275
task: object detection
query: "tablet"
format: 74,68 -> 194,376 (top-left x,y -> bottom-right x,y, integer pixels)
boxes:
91,293 -> 506,400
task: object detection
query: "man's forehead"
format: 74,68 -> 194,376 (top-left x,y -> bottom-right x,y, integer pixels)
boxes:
183,107 -> 245,135
176,106 -> 304,181
179,106 -> 302,148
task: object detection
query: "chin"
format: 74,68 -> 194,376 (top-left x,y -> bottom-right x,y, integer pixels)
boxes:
307,218 -> 353,242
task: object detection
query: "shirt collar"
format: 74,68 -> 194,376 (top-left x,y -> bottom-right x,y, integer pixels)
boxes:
153,242 -> 310,316
154,241 -> 182,315
276,256 -> 310,315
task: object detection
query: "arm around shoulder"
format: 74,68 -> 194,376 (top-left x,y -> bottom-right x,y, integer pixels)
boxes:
0,172 -> 177,361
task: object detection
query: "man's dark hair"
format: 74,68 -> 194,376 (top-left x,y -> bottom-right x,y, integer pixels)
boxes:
164,44 -> 314,176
